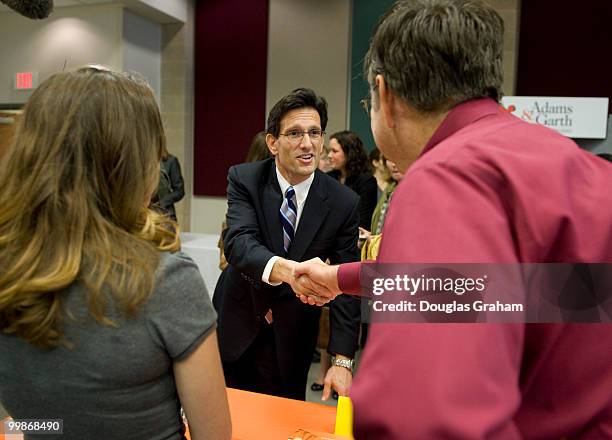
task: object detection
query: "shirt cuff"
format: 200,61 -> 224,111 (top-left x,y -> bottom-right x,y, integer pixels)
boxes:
262,256 -> 282,286
337,261 -> 362,294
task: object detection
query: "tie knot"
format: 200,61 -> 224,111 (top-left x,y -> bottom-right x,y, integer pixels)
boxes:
285,186 -> 295,200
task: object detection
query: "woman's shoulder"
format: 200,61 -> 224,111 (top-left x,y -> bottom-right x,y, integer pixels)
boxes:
156,251 -> 200,281
147,251 -> 216,361
149,250 -> 212,320
150,251 -> 207,303
163,154 -> 180,166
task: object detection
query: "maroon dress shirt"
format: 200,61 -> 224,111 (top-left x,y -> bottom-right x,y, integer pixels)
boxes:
340,98 -> 612,439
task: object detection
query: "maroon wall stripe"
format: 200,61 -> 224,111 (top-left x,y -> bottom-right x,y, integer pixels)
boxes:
194,0 -> 268,196
517,0 -> 612,114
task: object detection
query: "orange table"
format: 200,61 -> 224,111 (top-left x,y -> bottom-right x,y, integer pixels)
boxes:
224,388 -> 337,440
2,388 -> 338,440
0,418 -> 22,440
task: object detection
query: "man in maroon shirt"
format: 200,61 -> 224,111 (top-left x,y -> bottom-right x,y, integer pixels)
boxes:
293,0 -> 612,438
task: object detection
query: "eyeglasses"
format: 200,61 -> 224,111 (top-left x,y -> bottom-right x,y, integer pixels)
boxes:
360,83 -> 380,117
279,128 -> 325,143
360,96 -> 372,117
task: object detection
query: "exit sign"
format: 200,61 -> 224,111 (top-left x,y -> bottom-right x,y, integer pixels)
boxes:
14,72 -> 39,90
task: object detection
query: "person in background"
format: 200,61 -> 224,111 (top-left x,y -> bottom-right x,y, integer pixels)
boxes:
0,67 -> 231,440
360,157 -> 404,259
245,131 -> 272,163
318,145 -> 334,173
309,131 -> 376,394
219,131 -> 272,271
213,88 -> 361,402
293,0 -> 612,438
152,145 -> 185,221
368,148 -> 390,199
357,157 -> 404,347
327,130 -> 378,230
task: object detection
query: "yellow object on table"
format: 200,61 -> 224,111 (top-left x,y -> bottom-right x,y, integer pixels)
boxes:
334,396 -> 354,439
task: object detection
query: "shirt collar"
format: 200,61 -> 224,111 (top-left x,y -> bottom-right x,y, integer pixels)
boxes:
275,166 -> 315,204
419,98 -> 504,158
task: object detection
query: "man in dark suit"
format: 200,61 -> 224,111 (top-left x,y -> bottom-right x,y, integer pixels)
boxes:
213,88 -> 361,401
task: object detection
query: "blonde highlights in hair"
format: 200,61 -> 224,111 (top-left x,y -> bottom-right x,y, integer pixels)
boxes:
0,67 -> 179,348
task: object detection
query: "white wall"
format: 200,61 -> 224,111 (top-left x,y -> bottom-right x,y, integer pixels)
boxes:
266,0 -> 351,137
0,4 -> 123,103
191,196 -> 227,236
189,0 -> 352,234
123,9 -> 161,101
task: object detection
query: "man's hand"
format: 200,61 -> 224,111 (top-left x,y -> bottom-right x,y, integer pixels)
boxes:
270,257 -> 332,305
269,257 -> 297,285
287,258 -> 334,305
270,257 -> 342,306
358,227 -> 371,250
292,259 -> 342,306
322,361 -> 353,401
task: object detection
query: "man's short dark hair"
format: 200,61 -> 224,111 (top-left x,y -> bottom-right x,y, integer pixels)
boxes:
266,88 -> 328,138
364,0 -> 504,113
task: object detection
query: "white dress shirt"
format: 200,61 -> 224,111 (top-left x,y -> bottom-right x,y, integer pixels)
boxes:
261,166 -> 315,285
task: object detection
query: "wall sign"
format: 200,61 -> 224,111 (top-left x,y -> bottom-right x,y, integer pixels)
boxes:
14,72 -> 39,90
501,96 -> 609,139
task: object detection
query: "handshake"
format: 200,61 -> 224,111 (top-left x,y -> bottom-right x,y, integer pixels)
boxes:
275,257 -> 343,306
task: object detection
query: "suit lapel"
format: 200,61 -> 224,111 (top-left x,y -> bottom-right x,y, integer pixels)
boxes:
288,171 -> 330,261
261,166 -> 285,257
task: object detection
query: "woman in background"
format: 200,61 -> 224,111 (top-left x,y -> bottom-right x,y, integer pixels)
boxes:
151,145 -> 185,222
327,130 -> 378,230
368,147 -> 390,200
358,157 -> 404,347
318,145 -> 334,173
0,67 -> 231,440
364,157 -> 405,247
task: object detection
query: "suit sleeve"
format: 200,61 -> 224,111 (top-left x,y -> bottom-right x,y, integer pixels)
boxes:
223,166 -> 275,289
327,199 -> 361,358
351,163 -> 524,439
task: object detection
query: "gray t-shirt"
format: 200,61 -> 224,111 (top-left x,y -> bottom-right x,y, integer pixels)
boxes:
0,251 -> 216,440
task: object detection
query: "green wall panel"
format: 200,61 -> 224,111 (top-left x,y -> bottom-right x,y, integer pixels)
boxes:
349,0 -> 395,152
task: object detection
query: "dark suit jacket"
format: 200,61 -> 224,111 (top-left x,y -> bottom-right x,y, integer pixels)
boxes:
156,155 -> 185,220
213,158 -> 361,388
327,170 -> 378,230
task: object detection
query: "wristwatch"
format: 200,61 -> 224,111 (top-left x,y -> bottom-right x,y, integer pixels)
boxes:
331,356 -> 355,372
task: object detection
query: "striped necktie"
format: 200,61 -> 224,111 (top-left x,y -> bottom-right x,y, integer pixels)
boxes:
280,186 -> 297,253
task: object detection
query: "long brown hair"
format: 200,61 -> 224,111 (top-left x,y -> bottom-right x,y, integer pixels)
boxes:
0,67 -> 179,348
330,130 -> 371,179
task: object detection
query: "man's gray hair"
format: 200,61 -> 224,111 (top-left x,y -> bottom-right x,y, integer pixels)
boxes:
364,0 -> 504,113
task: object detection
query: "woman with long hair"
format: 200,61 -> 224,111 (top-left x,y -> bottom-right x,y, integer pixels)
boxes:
0,67 -> 231,440
327,130 -> 378,230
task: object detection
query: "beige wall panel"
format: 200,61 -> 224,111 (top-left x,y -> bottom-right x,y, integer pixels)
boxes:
266,0 -> 351,136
